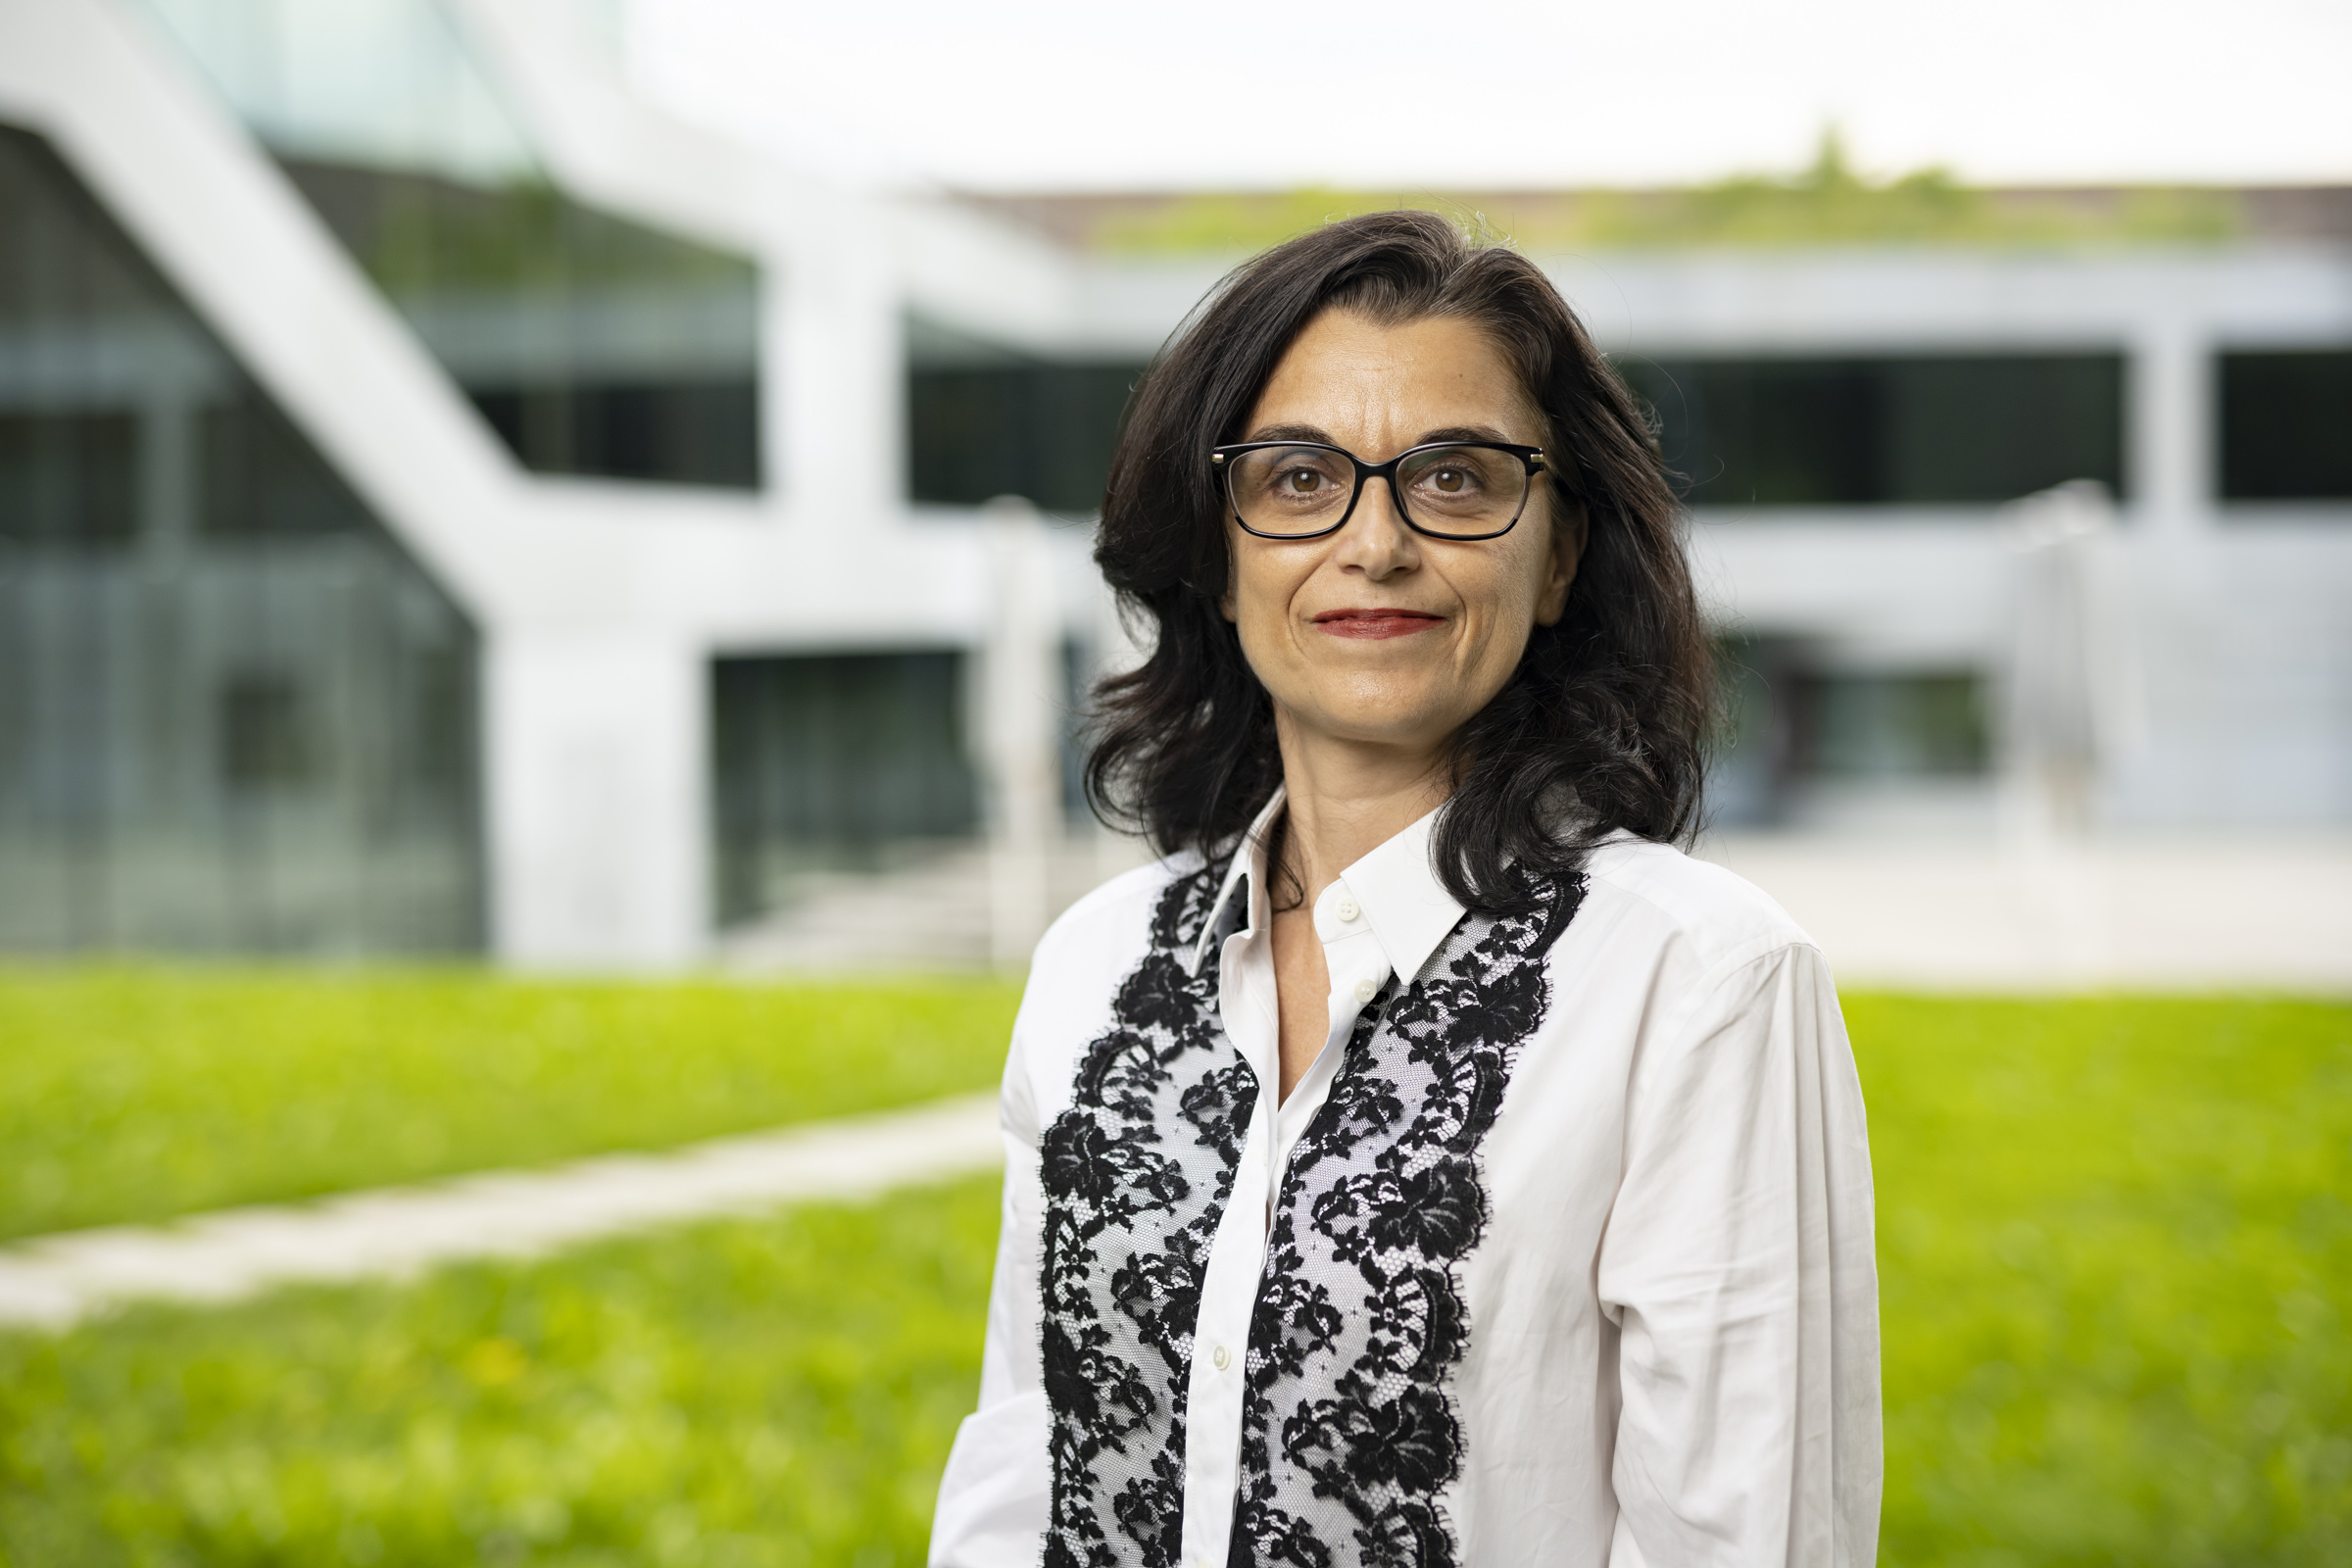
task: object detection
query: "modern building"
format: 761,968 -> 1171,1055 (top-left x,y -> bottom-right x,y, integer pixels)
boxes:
3,0 -> 2347,967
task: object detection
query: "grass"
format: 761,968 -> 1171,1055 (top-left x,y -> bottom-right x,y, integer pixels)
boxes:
0,968 -> 1021,1240
1855,996 -> 2352,1566
0,1178 -> 1001,1568
1,987 -> 2346,1564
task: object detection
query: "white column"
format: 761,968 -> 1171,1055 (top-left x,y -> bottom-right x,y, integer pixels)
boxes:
979,498 -> 1062,969
2128,319 -> 2215,540
771,217 -> 903,526
484,629 -> 708,969
2114,317 -> 2228,825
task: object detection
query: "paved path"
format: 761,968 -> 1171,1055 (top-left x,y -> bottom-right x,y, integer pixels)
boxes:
722,829 -> 2352,991
0,1093 -> 1002,1333
1702,832 -> 2352,991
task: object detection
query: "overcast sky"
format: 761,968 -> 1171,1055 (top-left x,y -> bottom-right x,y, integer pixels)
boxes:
627,0 -> 2351,193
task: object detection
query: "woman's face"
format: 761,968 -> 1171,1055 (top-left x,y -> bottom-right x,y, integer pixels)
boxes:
1222,308 -> 1582,764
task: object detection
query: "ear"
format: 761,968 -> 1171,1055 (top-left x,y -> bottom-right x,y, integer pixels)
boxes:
1533,499 -> 1586,627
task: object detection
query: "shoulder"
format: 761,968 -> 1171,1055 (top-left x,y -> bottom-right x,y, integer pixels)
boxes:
1552,841 -> 1845,1094
1571,835 -> 1819,985
1029,847 -> 1204,981
1006,849 -> 1206,1136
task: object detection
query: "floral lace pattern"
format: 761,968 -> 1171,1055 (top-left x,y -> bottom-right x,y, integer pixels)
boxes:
1042,858 -> 1253,1568
1229,865 -> 1582,1568
1039,855 -> 1581,1568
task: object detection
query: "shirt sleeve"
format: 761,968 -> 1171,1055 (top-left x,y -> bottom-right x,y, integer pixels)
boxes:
928,1014 -> 1051,1567
1596,941 -> 1881,1568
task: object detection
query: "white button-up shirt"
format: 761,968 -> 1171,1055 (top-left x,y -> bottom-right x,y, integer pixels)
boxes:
931,801 -> 1880,1568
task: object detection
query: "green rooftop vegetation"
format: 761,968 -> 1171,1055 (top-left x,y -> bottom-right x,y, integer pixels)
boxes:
278,159 -> 758,297
1081,134 -> 2249,256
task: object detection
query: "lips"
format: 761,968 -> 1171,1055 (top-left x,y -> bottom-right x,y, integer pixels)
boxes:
1311,609 -> 1445,640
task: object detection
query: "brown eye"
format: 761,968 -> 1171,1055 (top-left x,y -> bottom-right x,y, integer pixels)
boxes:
1432,467 -> 1468,493
1284,468 -> 1324,493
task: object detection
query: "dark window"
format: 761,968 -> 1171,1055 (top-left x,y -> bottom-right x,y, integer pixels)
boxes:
0,413 -> 138,545
711,651 -> 980,925
220,674 -> 314,787
409,644 -> 473,796
1793,671 -> 1988,777
276,158 -> 762,491
0,122 -> 482,955
907,341 -> 1145,513
200,395 -> 372,536
2220,350 -> 2352,501
1707,637 -> 1801,827
1617,355 -> 2126,507
467,378 -> 759,488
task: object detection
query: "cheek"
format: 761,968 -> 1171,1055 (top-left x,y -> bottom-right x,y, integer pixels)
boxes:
1466,541 -> 1549,636
1225,537 -> 1301,657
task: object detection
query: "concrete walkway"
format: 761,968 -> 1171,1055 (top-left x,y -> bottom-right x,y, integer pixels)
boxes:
0,1093 -> 1002,1333
1701,832 -> 2352,991
719,829 -> 2352,990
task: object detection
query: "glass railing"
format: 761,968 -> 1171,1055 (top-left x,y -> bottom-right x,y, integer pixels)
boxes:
131,0 -> 761,490
0,122 -> 482,952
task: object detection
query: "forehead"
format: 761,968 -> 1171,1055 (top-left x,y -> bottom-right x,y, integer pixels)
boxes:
1250,309 -> 1536,432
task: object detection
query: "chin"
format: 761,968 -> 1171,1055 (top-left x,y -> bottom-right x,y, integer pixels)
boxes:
1315,688 -> 1462,747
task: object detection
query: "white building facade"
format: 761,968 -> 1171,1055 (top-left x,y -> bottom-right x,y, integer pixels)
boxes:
2,0 -> 2346,968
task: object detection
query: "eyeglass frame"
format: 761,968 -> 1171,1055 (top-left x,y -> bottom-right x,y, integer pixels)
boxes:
1209,439 -> 1548,542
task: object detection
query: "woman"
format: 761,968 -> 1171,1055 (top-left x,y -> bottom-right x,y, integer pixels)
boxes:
930,212 -> 1879,1568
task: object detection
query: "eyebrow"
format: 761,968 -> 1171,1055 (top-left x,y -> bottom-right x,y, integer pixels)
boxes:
1240,421 -> 1529,448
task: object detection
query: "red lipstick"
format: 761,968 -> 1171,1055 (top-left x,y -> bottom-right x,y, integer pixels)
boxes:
1311,609 -> 1445,640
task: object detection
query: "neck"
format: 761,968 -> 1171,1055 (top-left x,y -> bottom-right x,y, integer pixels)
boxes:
1268,714 -> 1450,907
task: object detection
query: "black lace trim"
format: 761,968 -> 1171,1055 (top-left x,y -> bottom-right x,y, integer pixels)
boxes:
1039,855 -> 1582,1568
1042,858 -> 1253,1568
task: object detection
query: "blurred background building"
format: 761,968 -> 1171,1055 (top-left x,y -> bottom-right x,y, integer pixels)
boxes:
2,0 -> 2347,970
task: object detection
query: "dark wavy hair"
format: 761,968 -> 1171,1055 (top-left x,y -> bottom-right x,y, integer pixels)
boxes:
1085,210 -> 1712,916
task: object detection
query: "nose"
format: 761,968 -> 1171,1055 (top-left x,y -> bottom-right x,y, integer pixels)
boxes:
1335,473 -> 1419,579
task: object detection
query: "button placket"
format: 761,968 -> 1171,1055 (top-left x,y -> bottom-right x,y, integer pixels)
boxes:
1177,1073 -> 1275,1568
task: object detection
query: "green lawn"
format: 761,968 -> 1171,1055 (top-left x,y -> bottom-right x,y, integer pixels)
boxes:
1857,996 -> 2352,1567
0,1179 -> 1000,1568
1,988 -> 2347,1566
0,968 -> 1020,1240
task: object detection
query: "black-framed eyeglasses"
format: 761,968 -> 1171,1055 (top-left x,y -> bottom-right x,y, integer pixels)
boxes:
1211,439 -> 1546,541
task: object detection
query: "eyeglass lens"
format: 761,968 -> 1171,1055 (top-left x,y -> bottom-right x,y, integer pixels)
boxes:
1226,444 -> 1530,538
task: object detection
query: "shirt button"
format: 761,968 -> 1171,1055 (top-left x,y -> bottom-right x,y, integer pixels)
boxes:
1211,1344 -> 1231,1371
1334,895 -> 1361,923
1352,978 -> 1377,1004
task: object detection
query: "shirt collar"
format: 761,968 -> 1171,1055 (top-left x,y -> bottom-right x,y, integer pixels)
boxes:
1185,790 -> 1467,986
1188,789 -> 1286,975
1330,806 -> 1465,987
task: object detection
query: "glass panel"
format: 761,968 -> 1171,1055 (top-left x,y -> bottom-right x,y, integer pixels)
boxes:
0,122 -> 481,954
1618,355 -> 2125,508
136,0 -> 536,182
906,316 -> 1145,513
1707,636 -> 1799,827
130,0 -> 762,490
710,652 -> 981,926
2220,350 -> 2352,501
1793,670 -> 1989,778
